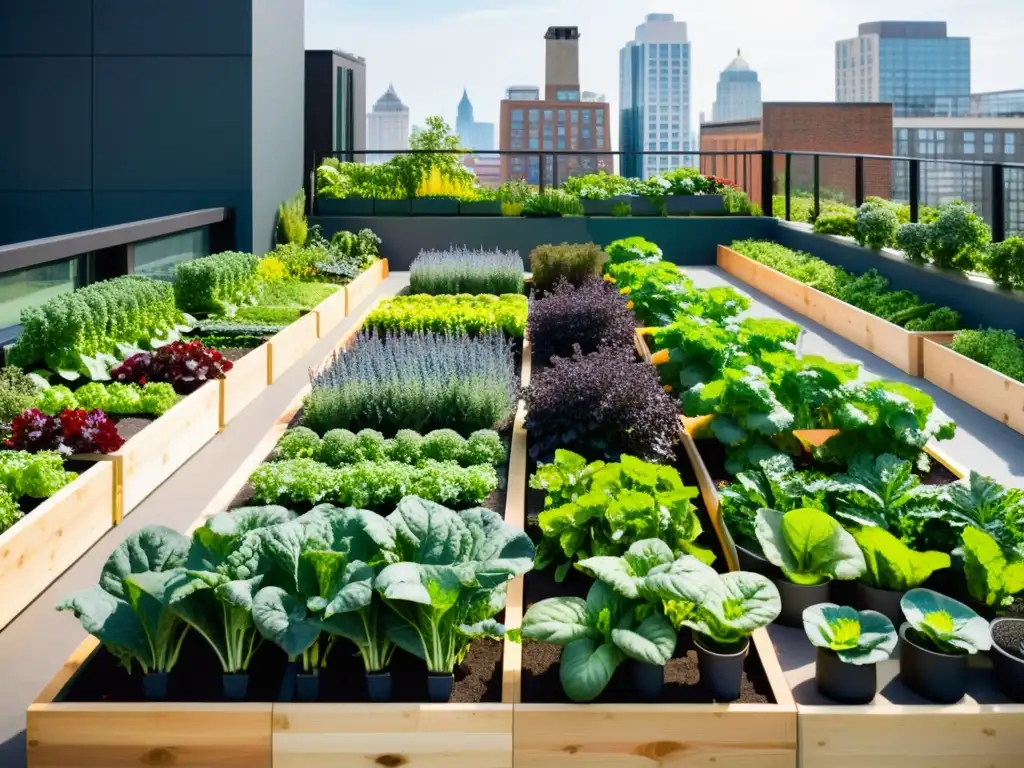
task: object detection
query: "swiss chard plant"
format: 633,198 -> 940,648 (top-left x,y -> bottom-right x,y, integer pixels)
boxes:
802,603 -> 897,664
900,588 -> 992,655
961,527 -> 1024,609
755,507 -> 866,585
532,451 -> 709,582
58,527 -> 192,675
850,526 -> 950,591
375,496 -> 534,675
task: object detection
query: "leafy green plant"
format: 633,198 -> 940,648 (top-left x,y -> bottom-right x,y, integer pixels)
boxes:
8,276 -> 190,381
951,328 -> 1024,383
277,190 -> 308,245
802,603 -> 897,664
897,222 -> 931,263
58,527 -> 192,674
854,202 -> 899,250
409,247 -> 524,295
961,527 -> 1024,609
605,237 -> 663,267
0,366 -> 40,424
34,381 -> 179,417
606,260 -> 694,327
560,172 -> 633,200
529,243 -> 607,292
257,280 -> 339,311
0,487 -> 20,534
984,237 -> 1024,290
813,210 -> 857,238
376,496 -> 534,674
174,251 -> 260,316
522,190 -> 584,217
755,507 -> 866,585
0,450 -> 78,500
280,426 -> 504,469
531,450 -> 708,581
928,202 -> 991,272
900,588 -> 991,655
363,294 -> 527,338
232,306 -> 302,326
611,202 -> 632,217
936,471 -> 1024,559
851,527 -> 950,591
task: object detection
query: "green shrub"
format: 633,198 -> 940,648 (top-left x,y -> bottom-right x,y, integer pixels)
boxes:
951,329 -> 1024,382
363,294 -> 527,338
897,222 -> 932,263
529,243 -> 607,292
722,186 -> 762,216
813,210 -> 857,237
258,281 -> 338,310
560,172 -> 632,200
0,367 -> 39,423
522,190 -> 584,217
983,237 -> 1024,290
277,190 -> 308,245
928,202 -> 991,271
855,202 -> 899,250
174,251 -> 260,315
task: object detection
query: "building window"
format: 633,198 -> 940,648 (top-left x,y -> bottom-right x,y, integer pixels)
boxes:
529,109 -> 539,125
133,228 -> 209,282
0,257 -> 85,330
596,111 -> 604,125
543,139 -> 553,150
557,138 -> 565,149
511,109 -> 523,122
555,89 -> 580,101
557,110 -> 565,124
528,138 -> 538,149
582,110 -> 591,124
543,110 -> 553,121
1006,134 -> 1016,155
570,110 -> 578,124
985,133 -> 995,153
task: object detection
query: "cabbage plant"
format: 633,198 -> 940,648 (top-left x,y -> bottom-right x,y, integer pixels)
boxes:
802,603 -> 897,664
900,588 -> 992,655
755,507 -> 866,585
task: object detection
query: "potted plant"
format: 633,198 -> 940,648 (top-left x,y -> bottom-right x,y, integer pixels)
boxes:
755,507 -> 866,627
989,617 -> 1024,703
851,526 -> 950,626
803,603 -> 897,704
899,588 -> 992,704
962,527 -> 1024,618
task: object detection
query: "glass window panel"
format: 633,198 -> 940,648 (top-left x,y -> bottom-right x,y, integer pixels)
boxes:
0,258 -> 82,329
133,228 -> 209,283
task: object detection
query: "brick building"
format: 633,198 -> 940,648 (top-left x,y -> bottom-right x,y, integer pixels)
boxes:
700,103 -> 893,204
499,27 -> 612,184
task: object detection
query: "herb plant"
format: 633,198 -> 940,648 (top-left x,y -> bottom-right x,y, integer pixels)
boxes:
897,222 -> 931,263
174,251 -> 260,316
0,366 -> 39,424
900,588 -> 992,655
927,202 -> 991,272
950,329 -> 1024,383
984,237 -> 1024,290
802,603 -> 897,664
363,294 -> 527,338
528,278 -> 636,364
755,507 -> 867,585
854,202 -> 899,250
529,243 -> 607,292
522,190 -> 584,218
813,210 -> 857,238
409,247 -> 524,295
112,340 -> 234,395
303,331 -> 518,436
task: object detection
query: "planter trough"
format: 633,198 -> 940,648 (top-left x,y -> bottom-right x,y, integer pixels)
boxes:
411,198 -> 459,216
314,198 -> 374,217
458,200 -> 502,216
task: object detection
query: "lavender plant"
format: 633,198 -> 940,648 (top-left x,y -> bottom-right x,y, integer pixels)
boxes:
303,331 -> 519,436
409,247 -> 524,295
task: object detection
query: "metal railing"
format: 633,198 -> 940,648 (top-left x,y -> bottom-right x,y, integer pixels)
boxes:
313,148 -> 1024,241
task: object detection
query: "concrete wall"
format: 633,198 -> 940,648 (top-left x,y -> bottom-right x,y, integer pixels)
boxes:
252,0 -> 305,255
774,224 -> 1024,335
307,216 -> 776,270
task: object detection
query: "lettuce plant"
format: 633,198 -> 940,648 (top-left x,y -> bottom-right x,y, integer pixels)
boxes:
276,427 -> 506,469
755,508 -> 866,585
112,340 -> 234,395
5,407 -> 124,454
375,496 -> 534,674
961,527 -> 1024,608
35,385 -> 79,417
606,260 -> 695,327
532,451 -> 708,581
604,236 -> 663,267
0,487 -> 20,534
58,527 -> 191,674
802,604 -> 897,664
900,588 -> 991,655
363,293 -> 528,338
174,251 -> 260,316
851,527 -> 950,591
0,450 -> 78,499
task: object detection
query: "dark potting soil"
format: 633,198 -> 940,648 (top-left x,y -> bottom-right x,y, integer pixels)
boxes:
59,630 -> 286,703
918,460 -> 959,486
113,415 -> 154,442
220,347 -> 260,364
293,639 -> 502,704
992,620 -> 1024,659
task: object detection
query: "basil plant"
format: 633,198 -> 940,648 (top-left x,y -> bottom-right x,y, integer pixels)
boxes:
900,588 -> 992,655
802,603 -> 897,665
755,507 -> 866,585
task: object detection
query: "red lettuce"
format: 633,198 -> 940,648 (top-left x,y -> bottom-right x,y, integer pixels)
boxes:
112,340 -> 233,394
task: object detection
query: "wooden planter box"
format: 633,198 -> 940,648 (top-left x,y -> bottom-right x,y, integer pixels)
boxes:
922,338 -> 1024,436
717,245 -> 955,376
0,462 -> 116,632
311,285 -> 348,339
222,344 -> 271,424
344,259 -> 389,318
267,313 -> 320,384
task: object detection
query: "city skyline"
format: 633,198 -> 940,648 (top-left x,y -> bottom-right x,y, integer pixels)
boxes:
305,0 -> 1021,147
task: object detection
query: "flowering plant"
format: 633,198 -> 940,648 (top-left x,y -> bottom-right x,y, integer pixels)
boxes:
112,340 -> 233,394
5,408 -> 123,454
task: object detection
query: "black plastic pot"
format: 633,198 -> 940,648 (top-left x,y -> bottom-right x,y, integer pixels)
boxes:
815,648 -> 877,704
990,618 -> 1024,703
222,673 -> 250,702
427,673 -> 454,702
366,671 -> 393,702
631,661 -> 665,701
855,582 -> 905,628
736,541 -> 780,579
898,623 -> 967,704
694,633 -> 748,702
143,672 -> 169,701
295,672 -> 319,702
775,579 -> 831,627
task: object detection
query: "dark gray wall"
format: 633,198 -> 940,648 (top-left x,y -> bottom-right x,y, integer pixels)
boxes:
773,225 -> 1024,335
307,216 -> 776,270
0,0 -> 305,253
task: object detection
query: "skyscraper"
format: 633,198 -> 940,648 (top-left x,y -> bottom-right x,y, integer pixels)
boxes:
456,89 -> 495,152
619,13 -> 692,179
835,21 -> 971,117
712,50 -> 762,122
366,83 -> 410,164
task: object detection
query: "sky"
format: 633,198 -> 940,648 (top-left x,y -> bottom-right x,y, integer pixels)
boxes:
305,0 -> 1022,141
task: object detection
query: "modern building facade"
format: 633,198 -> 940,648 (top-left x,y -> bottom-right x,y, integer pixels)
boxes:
456,89 -> 496,152
894,117 -> 1024,235
836,21 -> 970,118
304,50 -> 366,179
619,13 -> 693,179
499,27 -> 612,184
700,103 -> 893,203
971,90 -> 1024,118
366,84 -> 411,164
0,0 -> 305,254
712,50 -> 762,123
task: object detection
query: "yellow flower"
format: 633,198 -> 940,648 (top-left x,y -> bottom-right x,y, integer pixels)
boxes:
603,273 -> 616,283
619,286 -> 632,295
625,300 -> 634,310
663,385 -> 673,393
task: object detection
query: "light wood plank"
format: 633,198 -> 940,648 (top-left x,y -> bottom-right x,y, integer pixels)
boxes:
312,286 -> 347,338
221,344 -> 271,425
0,463 -> 115,631
345,259 -> 388,317
267,312 -> 320,384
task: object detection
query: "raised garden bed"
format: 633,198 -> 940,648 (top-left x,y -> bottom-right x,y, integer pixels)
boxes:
717,245 -> 955,376
922,338 -> 1024,437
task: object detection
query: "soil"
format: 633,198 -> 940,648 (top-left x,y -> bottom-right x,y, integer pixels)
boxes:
220,347 -> 259,364
992,620 -> 1024,660
113,415 -> 154,442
